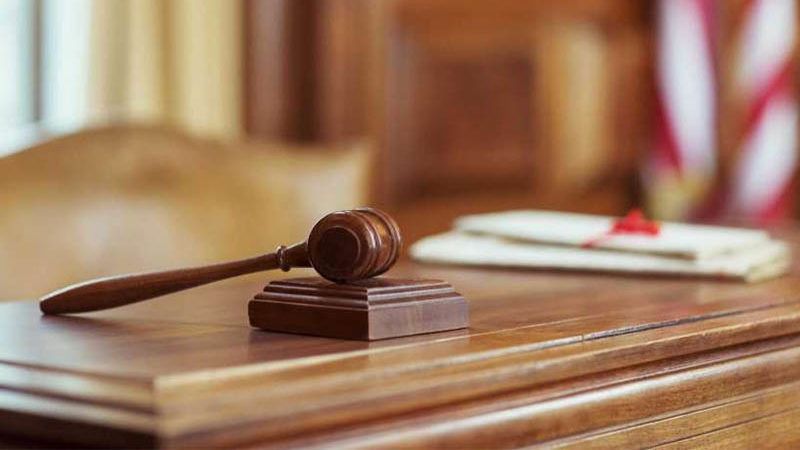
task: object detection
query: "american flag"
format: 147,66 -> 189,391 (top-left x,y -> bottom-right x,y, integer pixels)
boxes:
648,0 -> 798,224
729,0 -> 798,223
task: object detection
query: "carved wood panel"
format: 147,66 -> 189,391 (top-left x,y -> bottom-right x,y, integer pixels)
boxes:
387,45 -> 536,203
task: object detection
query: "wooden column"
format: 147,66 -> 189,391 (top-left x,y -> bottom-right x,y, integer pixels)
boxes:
244,0 -> 367,143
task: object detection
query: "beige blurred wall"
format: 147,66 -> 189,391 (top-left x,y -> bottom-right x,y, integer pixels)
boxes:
88,0 -> 242,139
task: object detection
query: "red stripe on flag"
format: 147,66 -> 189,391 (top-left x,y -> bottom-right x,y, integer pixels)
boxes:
696,0 -> 718,82
653,90 -> 683,172
742,60 -> 794,140
757,170 -> 797,224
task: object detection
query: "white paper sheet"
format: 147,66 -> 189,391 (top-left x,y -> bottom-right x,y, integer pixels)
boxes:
410,231 -> 790,282
456,210 -> 771,260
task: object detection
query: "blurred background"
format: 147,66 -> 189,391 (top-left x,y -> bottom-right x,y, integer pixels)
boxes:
1,0 -> 798,299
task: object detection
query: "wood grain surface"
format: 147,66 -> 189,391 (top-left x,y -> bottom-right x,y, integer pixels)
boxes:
3,230 -> 800,448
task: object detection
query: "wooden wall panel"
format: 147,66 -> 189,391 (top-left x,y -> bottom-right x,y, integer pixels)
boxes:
369,0 -> 651,237
316,0 -> 368,142
386,44 -> 536,203
245,0 -> 367,143
244,0 -> 319,141
243,0 -> 652,240
244,0 -> 288,139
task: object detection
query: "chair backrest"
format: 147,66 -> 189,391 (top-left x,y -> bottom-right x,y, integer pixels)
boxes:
0,126 -> 369,299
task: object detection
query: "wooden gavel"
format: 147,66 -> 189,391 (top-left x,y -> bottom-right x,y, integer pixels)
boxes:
40,208 -> 402,315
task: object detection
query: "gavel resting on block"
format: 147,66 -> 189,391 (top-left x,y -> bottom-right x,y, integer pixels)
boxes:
39,208 -> 468,340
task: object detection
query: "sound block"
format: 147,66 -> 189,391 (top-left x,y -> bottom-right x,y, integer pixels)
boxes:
248,277 -> 469,340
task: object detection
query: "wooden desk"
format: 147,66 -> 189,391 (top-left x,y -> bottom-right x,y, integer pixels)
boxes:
3,241 -> 800,448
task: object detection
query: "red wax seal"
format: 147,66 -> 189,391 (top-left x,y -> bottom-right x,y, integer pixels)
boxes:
582,209 -> 660,248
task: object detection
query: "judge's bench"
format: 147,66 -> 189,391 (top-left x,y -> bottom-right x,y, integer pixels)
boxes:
3,237 -> 800,448
2,127 -> 800,448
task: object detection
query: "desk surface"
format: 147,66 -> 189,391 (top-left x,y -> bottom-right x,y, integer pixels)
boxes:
3,235 -> 800,448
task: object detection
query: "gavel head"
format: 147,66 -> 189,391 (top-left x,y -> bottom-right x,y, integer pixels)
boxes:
306,208 -> 402,283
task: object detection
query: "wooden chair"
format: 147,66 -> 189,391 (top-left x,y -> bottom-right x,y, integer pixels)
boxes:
0,126 -> 369,300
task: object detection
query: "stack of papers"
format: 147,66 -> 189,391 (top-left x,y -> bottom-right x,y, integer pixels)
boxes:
410,210 -> 791,282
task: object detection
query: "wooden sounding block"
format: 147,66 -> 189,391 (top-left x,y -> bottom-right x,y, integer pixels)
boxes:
249,277 -> 468,340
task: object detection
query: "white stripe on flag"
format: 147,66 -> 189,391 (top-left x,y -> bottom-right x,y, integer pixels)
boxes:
738,0 -> 796,93
732,93 -> 798,215
657,0 -> 716,176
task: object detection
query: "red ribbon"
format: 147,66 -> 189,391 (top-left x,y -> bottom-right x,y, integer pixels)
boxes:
581,209 -> 661,249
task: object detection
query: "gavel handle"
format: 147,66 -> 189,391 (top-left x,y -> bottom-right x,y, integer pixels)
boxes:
39,243 -> 310,315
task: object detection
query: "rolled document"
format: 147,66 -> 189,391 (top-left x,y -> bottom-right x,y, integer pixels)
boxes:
455,210 -> 771,259
410,210 -> 791,282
